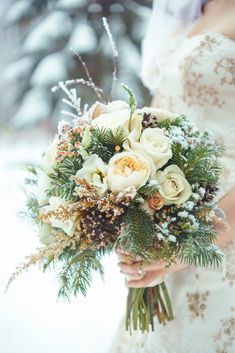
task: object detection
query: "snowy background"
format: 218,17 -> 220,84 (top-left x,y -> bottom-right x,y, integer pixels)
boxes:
0,1 -> 151,352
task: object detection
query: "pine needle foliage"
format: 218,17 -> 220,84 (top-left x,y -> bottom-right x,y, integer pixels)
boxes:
46,180 -> 76,201
25,193 -> 40,220
157,115 -> 186,129
177,224 -> 223,267
46,157 -> 82,201
57,157 -> 83,180
138,184 -> 160,198
172,142 -> 223,184
57,249 -> 104,298
88,127 -> 127,162
119,206 -> 155,257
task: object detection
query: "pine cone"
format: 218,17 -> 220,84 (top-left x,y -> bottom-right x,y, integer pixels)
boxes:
142,113 -> 159,128
80,197 -> 130,248
201,185 -> 219,203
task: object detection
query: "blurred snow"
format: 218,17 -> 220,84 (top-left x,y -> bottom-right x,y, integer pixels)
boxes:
12,89 -> 52,127
2,57 -> 36,82
0,139 -> 126,353
119,38 -> 141,73
68,23 -> 97,54
31,53 -> 68,86
5,0 -> 31,23
87,3 -> 102,13
57,0 -> 86,10
23,12 -> 72,53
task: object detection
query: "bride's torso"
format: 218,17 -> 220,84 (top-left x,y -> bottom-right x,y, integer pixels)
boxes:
142,29 -> 235,199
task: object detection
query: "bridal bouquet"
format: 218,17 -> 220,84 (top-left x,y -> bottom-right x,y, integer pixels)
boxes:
8,19 -> 225,333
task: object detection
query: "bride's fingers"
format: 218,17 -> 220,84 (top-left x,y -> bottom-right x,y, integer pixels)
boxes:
127,270 -> 165,288
122,272 -> 147,279
116,247 -> 130,256
118,261 -> 166,274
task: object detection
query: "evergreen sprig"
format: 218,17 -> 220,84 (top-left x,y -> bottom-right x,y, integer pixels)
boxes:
46,157 -> 82,200
138,184 -> 160,198
177,224 -> 223,267
157,115 -> 186,129
57,157 -> 82,180
57,249 -> 104,299
171,143 -> 187,171
172,142 -> 222,184
25,193 -> 40,220
46,180 -> 76,201
88,127 -> 127,162
119,206 -> 155,257
184,143 -> 222,184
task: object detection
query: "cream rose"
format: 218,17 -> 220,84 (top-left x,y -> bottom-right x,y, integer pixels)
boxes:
37,171 -> 51,206
156,165 -> 192,205
90,100 -> 130,134
76,154 -> 107,194
41,197 -> 77,236
39,137 -> 59,172
128,128 -> 172,170
124,108 -> 177,147
138,107 -> 178,123
107,151 -> 152,193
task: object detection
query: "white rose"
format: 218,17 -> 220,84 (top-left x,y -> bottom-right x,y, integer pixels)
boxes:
41,197 -> 77,236
37,171 -> 51,206
156,165 -> 192,205
39,137 -> 59,171
128,128 -> 172,170
138,107 -> 178,123
124,108 -> 177,149
76,154 -> 107,194
107,151 -> 152,193
45,137 -> 58,165
90,100 -> 130,134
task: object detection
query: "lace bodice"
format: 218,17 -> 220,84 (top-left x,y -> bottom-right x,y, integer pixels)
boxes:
142,30 -> 235,199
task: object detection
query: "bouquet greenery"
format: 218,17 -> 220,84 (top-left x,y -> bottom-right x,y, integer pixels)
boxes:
8,19 -> 226,333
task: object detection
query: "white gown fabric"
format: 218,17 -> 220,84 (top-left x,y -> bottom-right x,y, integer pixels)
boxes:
108,11 -> 235,353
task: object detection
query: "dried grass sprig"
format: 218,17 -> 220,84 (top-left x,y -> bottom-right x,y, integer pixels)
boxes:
5,231 -> 79,292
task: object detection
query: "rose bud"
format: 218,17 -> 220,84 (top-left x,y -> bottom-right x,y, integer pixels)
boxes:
147,192 -> 164,210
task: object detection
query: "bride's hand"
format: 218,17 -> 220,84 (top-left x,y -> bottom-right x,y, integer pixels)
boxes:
116,248 -> 187,288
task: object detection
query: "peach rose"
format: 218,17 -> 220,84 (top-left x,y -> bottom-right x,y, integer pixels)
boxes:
147,193 -> 164,210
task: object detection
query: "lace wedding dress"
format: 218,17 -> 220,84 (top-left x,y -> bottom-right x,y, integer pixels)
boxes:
108,13 -> 235,353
